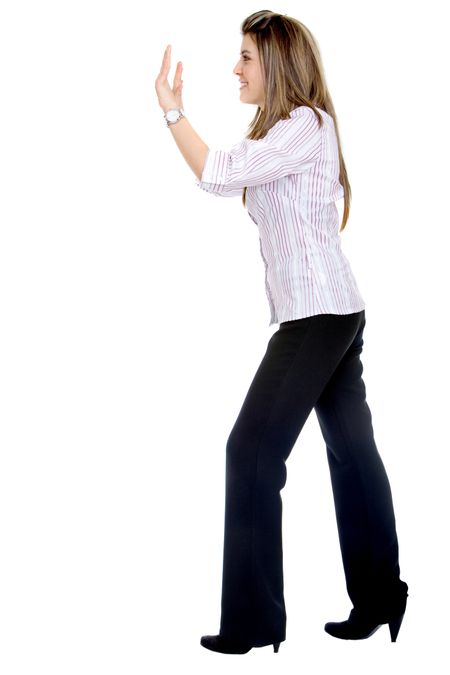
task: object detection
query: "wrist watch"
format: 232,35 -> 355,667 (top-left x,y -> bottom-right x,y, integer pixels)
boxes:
164,108 -> 185,127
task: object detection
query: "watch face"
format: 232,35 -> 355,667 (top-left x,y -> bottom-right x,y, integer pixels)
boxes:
166,109 -> 179,122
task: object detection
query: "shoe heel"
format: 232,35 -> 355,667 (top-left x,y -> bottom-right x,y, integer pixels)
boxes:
273,642 -> 281,653
388,611 -> 405,642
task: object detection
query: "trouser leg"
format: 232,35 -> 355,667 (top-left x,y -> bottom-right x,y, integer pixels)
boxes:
218,311 -> 365,646
314,313 -> 408,618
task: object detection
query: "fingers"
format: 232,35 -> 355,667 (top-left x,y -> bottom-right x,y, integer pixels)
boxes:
156,44 -> 183,98
158,44 -> 171,79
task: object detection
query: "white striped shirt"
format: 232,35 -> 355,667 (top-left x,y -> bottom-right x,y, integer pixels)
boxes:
195,105 -> 365,326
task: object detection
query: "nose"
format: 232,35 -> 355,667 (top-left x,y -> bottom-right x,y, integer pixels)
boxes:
233,61 -> 241,76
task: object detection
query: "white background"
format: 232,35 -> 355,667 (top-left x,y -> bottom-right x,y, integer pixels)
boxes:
1,1 -> 449,673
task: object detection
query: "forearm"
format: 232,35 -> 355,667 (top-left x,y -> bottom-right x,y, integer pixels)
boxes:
167,115 -> 209,181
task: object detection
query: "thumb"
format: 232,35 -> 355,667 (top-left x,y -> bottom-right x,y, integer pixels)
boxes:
174,79 -> 184,107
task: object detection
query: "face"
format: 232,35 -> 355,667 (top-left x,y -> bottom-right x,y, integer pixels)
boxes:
233,33 -> 265,109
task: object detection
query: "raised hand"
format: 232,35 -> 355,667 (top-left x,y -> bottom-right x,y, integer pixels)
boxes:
155,44 -> 184,113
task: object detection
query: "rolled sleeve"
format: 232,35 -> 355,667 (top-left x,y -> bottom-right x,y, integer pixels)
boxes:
195,148 -> 240,196
195,107 -> 322,197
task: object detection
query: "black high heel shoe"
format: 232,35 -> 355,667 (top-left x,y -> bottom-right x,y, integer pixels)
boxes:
324,596 -> 407,642
200,634 -> 282,654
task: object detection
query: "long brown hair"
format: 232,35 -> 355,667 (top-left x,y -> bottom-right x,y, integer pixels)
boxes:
240,10 -> 351,232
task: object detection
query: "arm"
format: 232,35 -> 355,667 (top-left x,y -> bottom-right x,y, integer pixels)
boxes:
167,115 -> 209,182
155,44 -> 208,181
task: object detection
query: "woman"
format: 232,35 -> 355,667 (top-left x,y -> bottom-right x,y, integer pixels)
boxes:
155,10 -> 408,655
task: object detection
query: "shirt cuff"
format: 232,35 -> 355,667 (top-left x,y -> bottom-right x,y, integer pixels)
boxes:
195,148 -> 229,194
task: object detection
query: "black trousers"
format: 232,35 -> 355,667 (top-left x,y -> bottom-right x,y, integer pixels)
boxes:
218,310 -> 408,647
